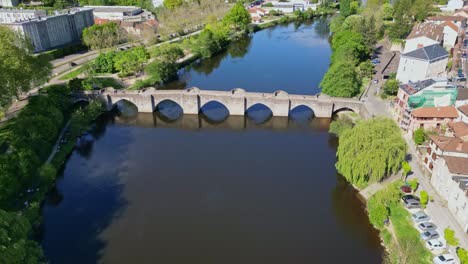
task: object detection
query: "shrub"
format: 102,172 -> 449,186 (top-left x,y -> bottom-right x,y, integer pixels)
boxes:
413,128 -> 426,145
329,115 -> 354,136
402,161 -> 411,177
420,191 -> 428,208
458,248 -> 468,264
408,179 -> 418,192
444,228 -> 459,246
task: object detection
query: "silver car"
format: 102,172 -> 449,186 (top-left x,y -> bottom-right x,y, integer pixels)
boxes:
420,230 -> 439,241
418,222 -> 437,231
412,212 -> 430,222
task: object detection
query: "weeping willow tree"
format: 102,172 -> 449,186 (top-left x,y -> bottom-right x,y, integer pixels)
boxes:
336,118 -> 407,188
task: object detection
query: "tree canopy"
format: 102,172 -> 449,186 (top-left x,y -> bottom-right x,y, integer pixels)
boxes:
163,0 -> 183,9
82,22 -> 126,50
0,26 -> 51,109
223,2 -> 251,31
320,61 -> 361,97
113,46 -> 149,76
336,118 -> 407,188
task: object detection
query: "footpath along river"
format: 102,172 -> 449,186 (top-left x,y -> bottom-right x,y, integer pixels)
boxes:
40,19 -> 385,263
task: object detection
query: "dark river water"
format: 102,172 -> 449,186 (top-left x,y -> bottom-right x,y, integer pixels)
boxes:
40,19 -> 384,263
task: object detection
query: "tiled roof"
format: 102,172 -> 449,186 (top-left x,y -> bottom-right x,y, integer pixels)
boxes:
441,21 -> 459,32
407,22 -> 443,41
444,156 -> 468,175
399,79 -> 436,95
428,15 -> 467,22
402,44 -> 448,61
459,104 -> 468,116
458,88 -> 468,100
448,121 -> 468,138
431,135 -> 468,153
411,106 -> 459,118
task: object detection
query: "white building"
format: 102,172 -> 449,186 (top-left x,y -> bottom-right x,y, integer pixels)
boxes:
397,44 -> 449,83
444,0 -> 467,11
0,9 -> 46,23
431,155 -> 468,232
0,0 -> 18,7
6,8 -> 94,52
84,6 -> 152,21
403,22 -> 443,54
441,21 -> 460,49
270,0 -> 317,13
152,0 -> 163,8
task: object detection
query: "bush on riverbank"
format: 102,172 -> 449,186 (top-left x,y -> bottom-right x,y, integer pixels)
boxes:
336,118 -> 407,188
329,115 -> 354,136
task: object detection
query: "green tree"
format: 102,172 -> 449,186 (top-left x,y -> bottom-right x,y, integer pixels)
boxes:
412,0 -> 431,21
82,22 -> 126,50
329,115 -> 354,136
163,0 -> 183,9
382,3 -> 394,20
389,0 -> 413,39
458,248 -> 468,264
358,60 -> 374,79
413,128 -> 426,145
192,29 -> 222,58
336,118 -> 407,187
420,190 -> 428,208
444,228 -> 459,246
383,79 -> 399,96
349,1 -> 360,15
0,26 -> 51,109
402,161 -> 411,178
223,2 -> 251,31
93,51 -> 117,73
341,15 -> 365,32
38,163 -> 57,187
340,0 -> 351,17
360,15 -> 378,49
320,62 -> 360,97
408,179 -> 418,191
113,46 -> 149,76
331,30 -> 368,63
330,15 -> 346,33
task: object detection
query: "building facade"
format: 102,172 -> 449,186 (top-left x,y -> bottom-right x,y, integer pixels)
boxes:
0,0 -> 19,7
396,44 -> 449,83
6,8 -> 94,52
0,9 -> 46,23
408,106 -> 459,133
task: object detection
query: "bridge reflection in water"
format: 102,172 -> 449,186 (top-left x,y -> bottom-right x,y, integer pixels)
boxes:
112,113 -> 332,131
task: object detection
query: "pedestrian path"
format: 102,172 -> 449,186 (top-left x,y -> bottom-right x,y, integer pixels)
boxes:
359,174 -> 400,200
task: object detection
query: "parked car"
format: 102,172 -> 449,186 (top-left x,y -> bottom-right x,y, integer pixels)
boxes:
421,230 -> 439,240
418,222 -> 437,231
372,59 -> 381,65
373,79 -> 379,84
402,194 -> 420,202
426,239 -> 445,251
433,254 -> 456,264
462,53 -> 467,59
370,54 -> 378,59
403,198 -> 421,209
400,185 -> 412,193
412,212 -> 430,222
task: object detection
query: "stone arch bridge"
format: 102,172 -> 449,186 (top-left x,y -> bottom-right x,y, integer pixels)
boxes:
72,87 -> 368,118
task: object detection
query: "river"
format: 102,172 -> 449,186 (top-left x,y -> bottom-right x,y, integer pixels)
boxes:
40,19 -> 384,263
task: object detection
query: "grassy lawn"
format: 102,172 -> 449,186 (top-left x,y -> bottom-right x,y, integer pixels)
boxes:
94,77 -> 124,89
58,65 -> 88,80
388,204 -> 432,263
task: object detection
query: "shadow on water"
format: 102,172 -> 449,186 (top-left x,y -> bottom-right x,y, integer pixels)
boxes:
41,115 -> 129,264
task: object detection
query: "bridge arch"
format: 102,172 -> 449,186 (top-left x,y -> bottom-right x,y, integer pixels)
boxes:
289,105 -> 315,120
332,106 -> 358,117
246,103 -> 273,123
152,96 -> 185,114
200,101 -> 230,122
154,99 -> 184,121
112,99 -> 139,117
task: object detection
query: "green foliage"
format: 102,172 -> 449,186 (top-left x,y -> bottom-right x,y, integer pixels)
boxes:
331,30 -> 368,64
336,118 -> 407,188
192,29 -> 222,58
340,0 -> 351,17
412,0 -> 431,22
413,128 -> 426,145
444,228 -> 459,246
341,15 -> 364,32
358,60 -> 374,79
458,248 -> 468,264
329,115 -> 354,136
368,181 -> 402,229
320,61 -> 361,97
38,163 -> 57,187
382,3 -> 394,20
382,79 -> 399,97
408,179 -> 418,191
330,15 -> 345,33
82,22 -> 126,50
0,26 -> 51,109
163,0 -> 183,8
420,191 -> 428,209
223,2 -> 251,31
94,51 -> 117,73
402,161 -> 411,177
349,1 -> 360,15
113,46 -> 149,76
388,0 -> 414,39
0,209 -> 44,263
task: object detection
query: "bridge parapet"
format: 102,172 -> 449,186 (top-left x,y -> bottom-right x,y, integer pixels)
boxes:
73,87 -> 366,118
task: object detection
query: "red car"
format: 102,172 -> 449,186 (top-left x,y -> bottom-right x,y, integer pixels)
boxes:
401,185 -> 412,193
